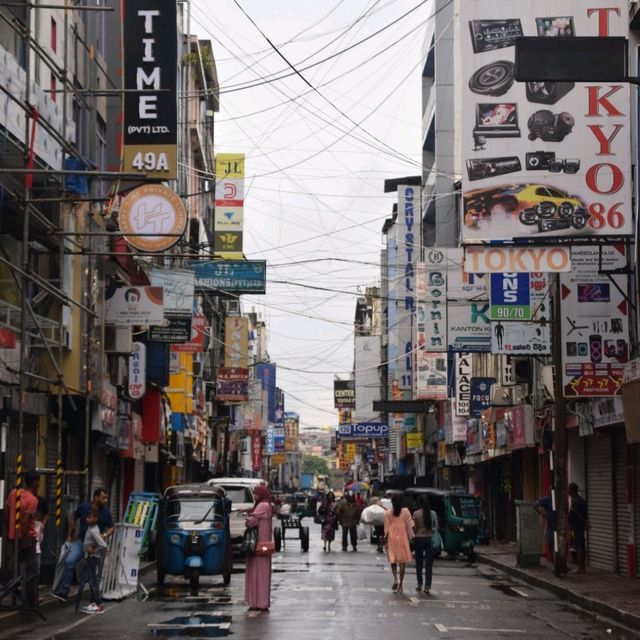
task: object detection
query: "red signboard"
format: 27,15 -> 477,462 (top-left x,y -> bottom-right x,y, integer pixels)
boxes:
171,315 -> 206,353
217,367 -> 249,402
0,329 -> 16,349
251,434 -> 262,471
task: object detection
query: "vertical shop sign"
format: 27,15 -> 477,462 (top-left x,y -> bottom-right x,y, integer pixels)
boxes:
123,0 -> 178,179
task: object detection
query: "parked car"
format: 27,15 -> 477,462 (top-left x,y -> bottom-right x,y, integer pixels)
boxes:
204,477 -> 267,553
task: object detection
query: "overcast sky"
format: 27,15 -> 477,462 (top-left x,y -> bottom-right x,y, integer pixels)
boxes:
190,0 -> 430,429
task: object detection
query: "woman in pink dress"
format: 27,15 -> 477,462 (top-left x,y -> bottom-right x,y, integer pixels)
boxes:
244,485 -> 273,611
384,494 -> 413,593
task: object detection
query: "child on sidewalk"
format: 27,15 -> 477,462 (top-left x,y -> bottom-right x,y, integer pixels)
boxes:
80,509 -> 108,615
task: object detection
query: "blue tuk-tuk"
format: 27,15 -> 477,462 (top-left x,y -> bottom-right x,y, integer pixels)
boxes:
155,483 -> 233,589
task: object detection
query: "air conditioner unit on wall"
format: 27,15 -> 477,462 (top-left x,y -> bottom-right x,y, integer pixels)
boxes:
225,300 -> 240,315
491,383 -> 528,407
104,326 -> 133,353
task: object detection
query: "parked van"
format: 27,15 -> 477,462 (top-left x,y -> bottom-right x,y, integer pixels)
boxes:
204,477 -> 267,552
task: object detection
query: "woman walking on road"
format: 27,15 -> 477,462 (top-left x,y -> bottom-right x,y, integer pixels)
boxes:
244,485 -> 273,611
318,491 -> 339,552
412,495 -> 435,594
384,494 -> 413,593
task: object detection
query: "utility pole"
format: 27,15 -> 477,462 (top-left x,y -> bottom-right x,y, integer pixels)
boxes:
552,274 -> 568,576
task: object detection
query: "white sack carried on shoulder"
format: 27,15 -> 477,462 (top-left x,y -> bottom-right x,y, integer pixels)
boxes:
360,504 -> 386,526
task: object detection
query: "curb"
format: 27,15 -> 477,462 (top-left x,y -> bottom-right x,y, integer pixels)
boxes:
0,560 -> 156,630
477,553 -> 640,632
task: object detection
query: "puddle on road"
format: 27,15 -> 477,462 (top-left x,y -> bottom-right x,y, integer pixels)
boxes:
149,615 -> 232,638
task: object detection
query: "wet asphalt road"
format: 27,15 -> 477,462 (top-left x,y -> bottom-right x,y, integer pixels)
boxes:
1,521 -> 639,640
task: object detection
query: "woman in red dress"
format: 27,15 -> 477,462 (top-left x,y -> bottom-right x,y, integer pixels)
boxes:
244,485 -> 273,611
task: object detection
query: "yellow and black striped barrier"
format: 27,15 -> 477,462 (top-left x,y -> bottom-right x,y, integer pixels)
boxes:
55,458 -> 63,528
14,453 -> 23,535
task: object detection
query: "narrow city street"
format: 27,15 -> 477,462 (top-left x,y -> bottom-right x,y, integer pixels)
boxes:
0,523 -> 637,640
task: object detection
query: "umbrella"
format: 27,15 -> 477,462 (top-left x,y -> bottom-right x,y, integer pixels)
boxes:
346,481 -> 370,492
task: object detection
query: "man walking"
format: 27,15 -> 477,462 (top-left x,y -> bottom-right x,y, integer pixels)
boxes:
5,470 -> 41,608
51,488 -> 114,602
337,492 -> 361,552
568,482 -> 589,574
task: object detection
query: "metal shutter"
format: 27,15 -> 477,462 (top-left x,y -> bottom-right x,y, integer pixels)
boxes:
635,444 -> 640,578
586,434 -> 615,571
134,458 -> 144,493
614,432 -> 632,576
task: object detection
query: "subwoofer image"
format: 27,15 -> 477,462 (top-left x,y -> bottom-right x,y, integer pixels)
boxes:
526,81 -> 575,104
527,110 -> 575,142
469,61 -> 515,97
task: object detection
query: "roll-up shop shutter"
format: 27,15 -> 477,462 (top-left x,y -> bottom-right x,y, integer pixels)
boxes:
586,434 -> 615,571
134,458 -> 144,493
635,444 -> 640,578
614,431 -> 632,576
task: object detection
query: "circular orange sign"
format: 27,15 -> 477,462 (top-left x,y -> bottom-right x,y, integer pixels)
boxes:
118,184 -> 187,252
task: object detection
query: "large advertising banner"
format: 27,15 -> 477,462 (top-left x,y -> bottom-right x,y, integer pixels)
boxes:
123,0 -> 178,180
415,351 -> 448,400
214,154 -> 245,259
561,245 -> 630,396
460,1 -> 632,242
224,317 -> 249,369
394,185 -> 419,391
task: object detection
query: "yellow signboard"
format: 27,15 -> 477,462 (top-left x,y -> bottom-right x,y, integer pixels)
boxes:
406,432 -> 424,451
345,443 -> 356,462
224,317 -> 248,369
270,453 -> 287,465
215,154 -> 245,180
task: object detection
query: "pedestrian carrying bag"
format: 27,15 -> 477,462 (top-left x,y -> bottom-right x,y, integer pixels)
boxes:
254,540 -> 275,556
242,526 -> 258,555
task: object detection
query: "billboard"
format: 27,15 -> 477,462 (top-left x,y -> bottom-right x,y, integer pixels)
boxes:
224,317 -> 249,369
215,154 -> 245,258
105,286 -> 164,326
415,351 -> 448,400
454,353 -> 473,416
217,367 -> 249,403
460,1 -> 632,242
123,0 -> 178,180
338,422 -> 388,439
448,302 -> 491,352
334,379 -> 355,409
190,260 -> 266,293
118,185 -> 187,252
491,272 -> 552,355
561,245 -> 629,396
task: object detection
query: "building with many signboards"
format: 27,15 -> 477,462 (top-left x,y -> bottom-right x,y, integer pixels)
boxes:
344,0 -> 640,578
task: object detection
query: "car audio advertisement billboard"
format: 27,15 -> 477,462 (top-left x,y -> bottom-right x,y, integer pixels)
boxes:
460,1 -> 632,242
560,245 -> 630,397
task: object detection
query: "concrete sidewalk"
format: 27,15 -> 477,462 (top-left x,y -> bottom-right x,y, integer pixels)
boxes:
476,542 -> 640,632
0,560 -> 154,629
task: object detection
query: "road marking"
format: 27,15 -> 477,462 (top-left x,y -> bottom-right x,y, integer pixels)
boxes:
510,588 -> 529,598
434,623 -> 526,633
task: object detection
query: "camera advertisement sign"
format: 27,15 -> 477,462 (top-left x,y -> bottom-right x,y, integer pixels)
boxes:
561,245 -> 629,396
122,0 -> 178,180
460,1 -> 632,242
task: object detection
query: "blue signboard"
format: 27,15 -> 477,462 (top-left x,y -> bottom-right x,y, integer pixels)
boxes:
470,377 -> 496,417
490,273 -> 531,320
189,260 -> 266,293
256,363 -> 276,423
338,422 -> 388,438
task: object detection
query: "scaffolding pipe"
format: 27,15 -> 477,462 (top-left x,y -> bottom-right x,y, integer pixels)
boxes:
15,0 -> 33,585
0,254 -> 97,315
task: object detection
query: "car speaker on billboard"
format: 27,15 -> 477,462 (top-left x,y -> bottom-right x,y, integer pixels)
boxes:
526,81 -> 574,105
515,37 -> 628,82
